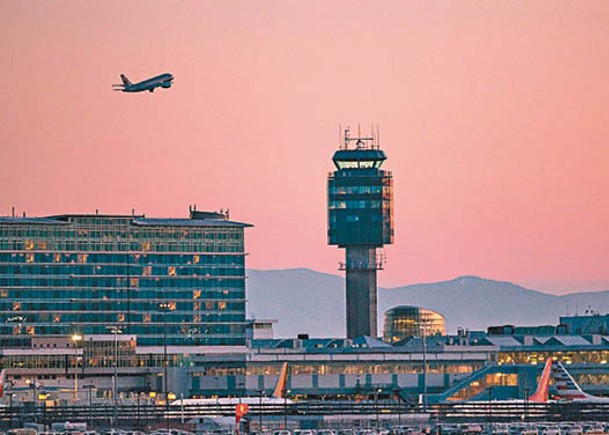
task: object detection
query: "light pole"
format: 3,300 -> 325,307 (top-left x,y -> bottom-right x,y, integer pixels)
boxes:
158,303 -> 174,398
375,388 -> 382,429
8,393 -> 15,429
421,322 -> 428,413
393,386 -> 402,427
71,333 -> 83,401
258,389 -> 264,431
283,388 -> 290,429
487,386 -> 493,427
106,326 -> 122,427
524,387 -> 530,422
83,384 -> 94,428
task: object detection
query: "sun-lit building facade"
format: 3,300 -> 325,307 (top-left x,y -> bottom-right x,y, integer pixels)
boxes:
0,209 -> 252,347
383,306 -> 446,343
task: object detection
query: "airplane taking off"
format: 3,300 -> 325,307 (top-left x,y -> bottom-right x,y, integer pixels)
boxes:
170,362 -> 292,408
552,360 -> 609,403
113,73 -> 174,93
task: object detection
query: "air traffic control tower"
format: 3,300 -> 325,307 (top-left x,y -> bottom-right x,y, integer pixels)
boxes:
328,127 -> 394,339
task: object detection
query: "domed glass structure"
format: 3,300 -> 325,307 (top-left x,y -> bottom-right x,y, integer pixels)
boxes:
383,306 -> 446,343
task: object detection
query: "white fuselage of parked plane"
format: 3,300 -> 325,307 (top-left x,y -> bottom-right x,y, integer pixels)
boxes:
171,397 -> 293,407
552,361 -> 609,403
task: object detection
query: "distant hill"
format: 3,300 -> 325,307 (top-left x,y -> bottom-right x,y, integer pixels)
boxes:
246,269 -> 609,338
247,269 -> 345,338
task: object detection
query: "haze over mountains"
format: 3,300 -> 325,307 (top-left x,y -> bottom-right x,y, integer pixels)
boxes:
247,268 -> 609,339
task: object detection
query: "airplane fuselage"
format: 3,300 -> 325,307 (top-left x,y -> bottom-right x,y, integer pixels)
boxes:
114,73 -> 174,93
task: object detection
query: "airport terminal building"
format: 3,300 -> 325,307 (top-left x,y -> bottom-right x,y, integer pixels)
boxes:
2,319 -> 609,405
1,209 -> 609,406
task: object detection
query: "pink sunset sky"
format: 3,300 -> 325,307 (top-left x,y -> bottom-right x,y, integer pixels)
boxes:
1,1 -> 608,294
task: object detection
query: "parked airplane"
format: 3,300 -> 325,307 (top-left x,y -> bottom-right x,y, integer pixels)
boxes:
527,356 -> 554,403
170,362 -> 292,409
451,357 -> 554,404
552,360 -> 609,403
486,356 -> 553,403
0,369 -> 5,398
113,73 -> 174,93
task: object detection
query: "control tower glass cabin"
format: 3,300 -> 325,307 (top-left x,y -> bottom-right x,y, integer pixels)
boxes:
327,128 -> 394,339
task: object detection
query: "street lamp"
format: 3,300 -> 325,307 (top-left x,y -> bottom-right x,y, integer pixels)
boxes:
8,393 -> 15,429
283,388 -> 291,429
158,303 -> 175,401
258,389 -> 265,431
524,387 -> 530,422
421,322 -> 428,413
71,333 -> 83,401
106,326 -> 122,426
83,384 -> 95,428
375,388 -> 382,429
393,386 -> 402,427
487,386 -> 493,427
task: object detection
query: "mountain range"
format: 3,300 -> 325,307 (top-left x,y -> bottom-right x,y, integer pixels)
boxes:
246,268 -> 609,338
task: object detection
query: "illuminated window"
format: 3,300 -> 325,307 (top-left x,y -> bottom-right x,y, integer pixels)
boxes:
143,314 -> 151,324
37,241 -> 48,250
218,302 -> 227,310
168,266 -> 176,276
77,254 -> 88,263
142,266 -> 152,276
142,242 -> 151,252
54,254 -> 61,262
193,290 -> 201,299
53,314 -> 61,323
26,253 -> 34,263
117,313 -> 125,323
25,240 -> 34,250
130,278 -> 139,287
193,255 -> 200,264
13,302 -> 21,311
193,302 -> 200,311
25,326 -> 35,335
0,289 -> 7,298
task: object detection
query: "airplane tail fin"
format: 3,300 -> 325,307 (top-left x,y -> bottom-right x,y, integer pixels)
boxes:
272,362 -> 289,399
528,357 -> 553,403
552,360 -> 590,400
0,369 -> 6,398
120,74 -> 133,86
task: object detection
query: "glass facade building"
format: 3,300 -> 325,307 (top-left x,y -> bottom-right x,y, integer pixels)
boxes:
327,150 -> 393,248
0,209 -> 251,347
383,306 -> 446,343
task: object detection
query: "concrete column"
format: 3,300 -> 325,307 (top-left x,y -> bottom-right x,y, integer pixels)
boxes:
345,246 -> 377,339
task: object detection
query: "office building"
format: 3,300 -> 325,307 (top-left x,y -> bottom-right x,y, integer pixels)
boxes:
0,207 -> 252,347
